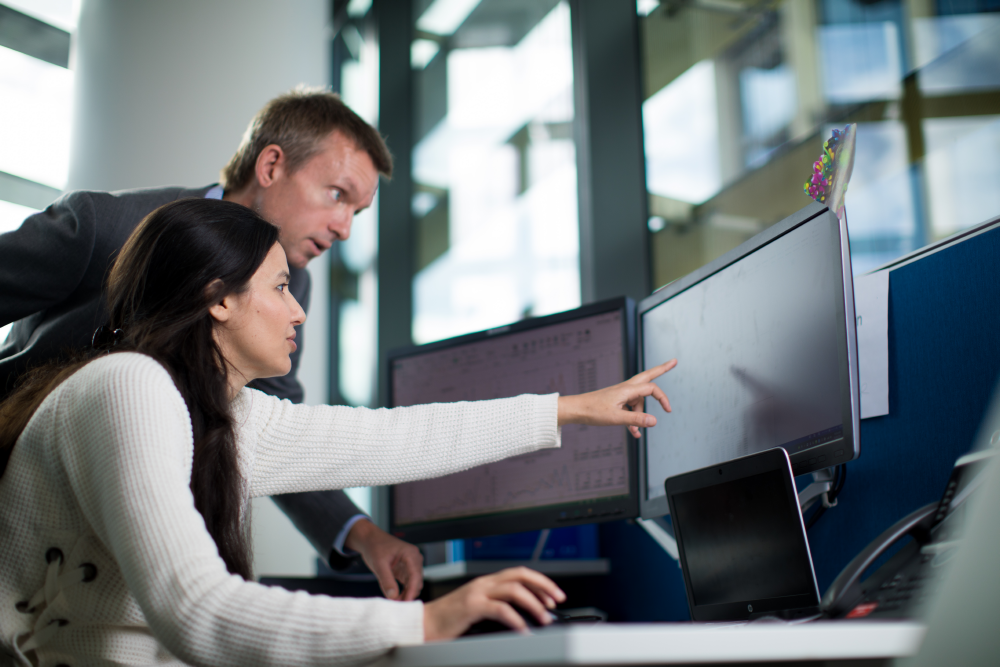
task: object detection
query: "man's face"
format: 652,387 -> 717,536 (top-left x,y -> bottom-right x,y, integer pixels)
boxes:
256,130 -> 379,269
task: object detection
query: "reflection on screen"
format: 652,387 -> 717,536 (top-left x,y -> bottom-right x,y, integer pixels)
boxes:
393,311 -> 628,526
672,470 -> 816,606
643,218 -> 843,500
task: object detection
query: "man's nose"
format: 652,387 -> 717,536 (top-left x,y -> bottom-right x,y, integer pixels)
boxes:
330,210 -> 353,241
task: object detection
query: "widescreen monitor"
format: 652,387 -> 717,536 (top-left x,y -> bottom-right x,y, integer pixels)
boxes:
388,298 -> 637,543
638,202 -> 860,519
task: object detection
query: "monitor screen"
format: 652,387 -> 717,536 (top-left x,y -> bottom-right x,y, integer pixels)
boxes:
388,298 -> 637,543
639,203 -> 859,518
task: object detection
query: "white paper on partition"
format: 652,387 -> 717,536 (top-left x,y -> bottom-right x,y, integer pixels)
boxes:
854,270 -> 890,419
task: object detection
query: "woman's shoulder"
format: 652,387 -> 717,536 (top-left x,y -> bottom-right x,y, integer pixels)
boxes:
59,352 -> 184,410
74,351 -> 173,382
22,353 -> 193,459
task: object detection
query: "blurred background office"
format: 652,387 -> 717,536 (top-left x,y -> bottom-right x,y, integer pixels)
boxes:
1,0 -> 998,576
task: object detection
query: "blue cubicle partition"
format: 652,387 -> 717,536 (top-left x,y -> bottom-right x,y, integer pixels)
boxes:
598,219 -> 1000,622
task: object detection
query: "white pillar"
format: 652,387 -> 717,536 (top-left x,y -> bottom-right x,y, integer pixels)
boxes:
68,0 -> 331,191
70,0 -> 332,577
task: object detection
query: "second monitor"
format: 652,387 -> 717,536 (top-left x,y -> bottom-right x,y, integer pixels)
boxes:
388,298 -> 636,543
639,202 -> 861,519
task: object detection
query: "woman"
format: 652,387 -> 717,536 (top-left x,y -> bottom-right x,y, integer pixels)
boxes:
0,198 -> 675,667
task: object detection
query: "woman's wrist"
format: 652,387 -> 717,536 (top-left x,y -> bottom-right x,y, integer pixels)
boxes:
423,597 -> 453,641
556,395 -> 580,427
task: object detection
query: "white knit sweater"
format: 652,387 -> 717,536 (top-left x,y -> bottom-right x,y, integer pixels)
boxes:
0,353 -> 560,667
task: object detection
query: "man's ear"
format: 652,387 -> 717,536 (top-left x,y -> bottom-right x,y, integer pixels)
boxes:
255,144 -> 286,189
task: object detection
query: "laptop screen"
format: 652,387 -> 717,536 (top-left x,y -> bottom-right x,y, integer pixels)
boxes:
666,448 -> 820,621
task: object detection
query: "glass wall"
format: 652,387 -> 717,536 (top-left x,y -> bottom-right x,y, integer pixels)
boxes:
328,0 -> 382,515
410,0 -> 581,344
334,2 -> 380,411
639,0 -> 1000,287
0,1 -> 76,343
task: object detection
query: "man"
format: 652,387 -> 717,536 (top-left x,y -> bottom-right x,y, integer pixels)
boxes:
0,88 -> 424,601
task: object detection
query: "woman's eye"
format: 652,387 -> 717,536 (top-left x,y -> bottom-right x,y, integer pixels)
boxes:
278,283 -> 287,293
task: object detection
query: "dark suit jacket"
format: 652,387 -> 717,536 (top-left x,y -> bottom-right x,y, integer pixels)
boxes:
0,185 -> 364,568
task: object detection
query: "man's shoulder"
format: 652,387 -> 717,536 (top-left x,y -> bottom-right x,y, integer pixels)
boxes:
54,184 -> 212,213
43,185 -> 217,251
109,184 -> 214,198
100,184 -> 216,210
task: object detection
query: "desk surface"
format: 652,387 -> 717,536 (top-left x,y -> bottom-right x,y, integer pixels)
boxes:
374,621 -> 925,667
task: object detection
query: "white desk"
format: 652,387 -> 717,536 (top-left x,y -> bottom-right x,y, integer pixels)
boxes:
374,621 -> 925,667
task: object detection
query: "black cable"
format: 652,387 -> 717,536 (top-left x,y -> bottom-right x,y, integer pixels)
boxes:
805,503 -> 826,529
830,464 -> 847,502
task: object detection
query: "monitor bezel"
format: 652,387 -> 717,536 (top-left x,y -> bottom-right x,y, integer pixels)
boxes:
638,202 -> 860,519
665,447 -> 821,621
386,296 -> 639,544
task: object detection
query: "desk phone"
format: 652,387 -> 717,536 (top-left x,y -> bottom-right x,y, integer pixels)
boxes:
822,447 -> 997,619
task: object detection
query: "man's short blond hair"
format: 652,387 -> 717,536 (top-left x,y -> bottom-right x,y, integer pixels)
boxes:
220,86 -> 393,191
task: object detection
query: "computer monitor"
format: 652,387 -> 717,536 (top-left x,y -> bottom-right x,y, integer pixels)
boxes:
388,297 -> 637,543
638,202 -> 860,519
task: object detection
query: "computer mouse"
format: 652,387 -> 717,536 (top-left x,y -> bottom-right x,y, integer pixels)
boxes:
462,606 -> 557,636
461,608 -> 603,636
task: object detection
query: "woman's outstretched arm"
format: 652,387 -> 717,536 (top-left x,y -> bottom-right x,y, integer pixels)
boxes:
240,391 -> 561,497
240,360 -> 677,498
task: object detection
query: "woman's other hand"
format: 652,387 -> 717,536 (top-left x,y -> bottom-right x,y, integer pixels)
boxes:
423,567 -> 566,641
557,359 -> 677,439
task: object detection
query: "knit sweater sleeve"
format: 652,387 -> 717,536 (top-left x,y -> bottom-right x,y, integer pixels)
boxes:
56,353 -> 423,667
234,388 -> 561,498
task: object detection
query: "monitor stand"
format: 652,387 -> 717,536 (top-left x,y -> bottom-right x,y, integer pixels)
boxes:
798,467 -> 837,511
423,529 -> 611,582
638,516 -> 680,561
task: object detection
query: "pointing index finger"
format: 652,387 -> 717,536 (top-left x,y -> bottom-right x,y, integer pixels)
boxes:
629,359 -> 677,385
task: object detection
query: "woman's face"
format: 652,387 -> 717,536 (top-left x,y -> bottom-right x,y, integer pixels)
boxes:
210,243 -> 306,390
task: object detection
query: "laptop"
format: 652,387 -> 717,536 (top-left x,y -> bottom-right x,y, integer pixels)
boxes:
665,447 -> 821,622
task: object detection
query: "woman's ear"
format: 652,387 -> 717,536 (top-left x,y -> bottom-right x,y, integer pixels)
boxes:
206,279 -> 231,324
208,299 -> 231,324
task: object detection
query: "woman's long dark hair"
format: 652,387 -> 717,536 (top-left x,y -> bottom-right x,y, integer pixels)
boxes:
0,198 -> 280,580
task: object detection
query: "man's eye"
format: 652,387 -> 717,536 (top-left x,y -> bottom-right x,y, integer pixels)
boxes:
331,189 -> 342,202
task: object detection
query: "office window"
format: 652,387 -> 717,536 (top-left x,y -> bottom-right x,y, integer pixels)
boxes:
0,45 -> 72,188
639,0 -> 1000,287
410,0 -> 580,344
327,4 -> 382,515
0,1 -> 76,343
334,7 -> 380,411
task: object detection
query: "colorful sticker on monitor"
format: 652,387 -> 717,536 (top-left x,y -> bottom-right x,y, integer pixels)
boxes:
803,124 -> 856,222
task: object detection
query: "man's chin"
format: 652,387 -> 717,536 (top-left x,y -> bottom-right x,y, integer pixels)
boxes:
289,251 -> 311,269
